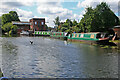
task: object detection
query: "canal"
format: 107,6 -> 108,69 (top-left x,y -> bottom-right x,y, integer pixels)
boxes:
0,37 -> 118,78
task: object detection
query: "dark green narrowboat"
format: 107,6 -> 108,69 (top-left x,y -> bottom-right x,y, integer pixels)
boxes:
67,32 -> 109,44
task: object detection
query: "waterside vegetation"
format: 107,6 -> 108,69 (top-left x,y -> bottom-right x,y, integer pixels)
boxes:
54,2 -> 120,33
0,11 -> 19,36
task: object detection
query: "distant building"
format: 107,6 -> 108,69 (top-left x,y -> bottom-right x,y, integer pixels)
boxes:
12,21 -> 30,34
12,18 -> 46,34
30,18 -> 46,31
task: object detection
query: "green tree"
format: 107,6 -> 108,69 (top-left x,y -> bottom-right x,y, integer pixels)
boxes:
2,11 -> 20,25
53,16 -> 60,31
2,22 -> 18,35
95,2 -> 119,30
66,19 -> 73,27
79,2 -> 119,32
2,14 -> 12,25
72,20 -> 78,26
2,22 -> 13,33
10,25 -> 18,34
45,24 -> 48,31
9,11 -> 20,21
61,27 -> 68,32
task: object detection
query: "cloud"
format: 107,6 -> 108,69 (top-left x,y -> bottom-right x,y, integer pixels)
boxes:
0,1 -> 34,21
37,2 -> 63,15
0,1 -> 34,16
1,0 -> 34,6
16,8 -> 34,21
77,0 -> 119,13
2,2 -> 24,7
37,1 -> 83,27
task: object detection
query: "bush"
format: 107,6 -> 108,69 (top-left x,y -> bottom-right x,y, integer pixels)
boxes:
2,23 -> 18,35
2,23 -> 12,33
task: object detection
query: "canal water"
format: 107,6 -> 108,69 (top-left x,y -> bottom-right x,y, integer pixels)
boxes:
0,37 -> 118,78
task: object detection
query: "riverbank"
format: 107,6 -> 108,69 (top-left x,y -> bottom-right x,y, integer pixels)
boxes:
91,40 -> 120,53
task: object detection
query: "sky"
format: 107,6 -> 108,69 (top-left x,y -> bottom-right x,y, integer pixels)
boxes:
0,0 -> 119,27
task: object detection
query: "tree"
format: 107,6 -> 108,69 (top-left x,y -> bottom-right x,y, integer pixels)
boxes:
1,22 -> 18,35
66,19 -> 73,27
10,25 -> 18,34
2,22 -> 13,33
2,14 -> 12,25
94,2 -> 119,31
53,16 -> 60,31
45,24 -> 48,31
61,27 -> 68,32
2,11 -> 20,25
9,11 -> 20,21
79,2 -> 119,32
72,20 -> 78,26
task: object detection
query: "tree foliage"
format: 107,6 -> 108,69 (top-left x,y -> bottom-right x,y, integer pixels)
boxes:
79,2 -> 119,32
54,2 -> 119,33
1,22 -> 18,35
1,11 -> 19,35
9,11 -> 20,22
2,11 -> 20,25
2,23 -> 13,33
10,25 -> 18,34
53,16 -> 60,31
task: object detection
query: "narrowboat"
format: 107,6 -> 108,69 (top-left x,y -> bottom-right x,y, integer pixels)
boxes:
34,31 -> 50,36
50,32 -> 68,40
67,32 -> 110,44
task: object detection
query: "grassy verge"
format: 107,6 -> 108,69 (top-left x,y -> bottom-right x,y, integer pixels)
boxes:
92,40 -> 120,52
109,40 -> 120,43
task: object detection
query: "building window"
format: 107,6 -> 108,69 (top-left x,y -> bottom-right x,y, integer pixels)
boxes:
41,22 -> 44,25
35,21 -> 37,25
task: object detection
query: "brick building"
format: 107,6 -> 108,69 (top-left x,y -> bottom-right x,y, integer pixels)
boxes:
12,18 -> 46,34
12,21 -> 30,34
30,18 -> 46,31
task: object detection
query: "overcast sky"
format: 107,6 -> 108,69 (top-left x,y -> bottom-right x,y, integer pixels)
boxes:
0,0 -> 119,27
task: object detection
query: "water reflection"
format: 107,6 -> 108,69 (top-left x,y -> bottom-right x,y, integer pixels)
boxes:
1,37 -> 118,78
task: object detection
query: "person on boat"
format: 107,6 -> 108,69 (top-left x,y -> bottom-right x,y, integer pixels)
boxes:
107,28 -> 116,40
112,32 -> 117,41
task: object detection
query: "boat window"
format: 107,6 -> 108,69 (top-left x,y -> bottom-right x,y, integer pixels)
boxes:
80,34 -> 84,38
90,34 -> 94,38
104,33 -> 109,38
77,34 -> 79,37
96,33 -> 101,38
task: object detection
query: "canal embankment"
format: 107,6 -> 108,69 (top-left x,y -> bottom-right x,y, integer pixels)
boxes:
91,40 -> 120,53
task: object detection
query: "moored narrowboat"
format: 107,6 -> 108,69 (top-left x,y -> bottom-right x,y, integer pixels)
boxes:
50,32 -> 68,40
67,32 -> 110,44
34,31 -> 50,36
